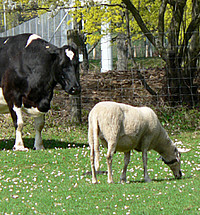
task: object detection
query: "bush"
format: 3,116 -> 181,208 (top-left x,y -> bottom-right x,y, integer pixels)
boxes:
156,106 -> 200,133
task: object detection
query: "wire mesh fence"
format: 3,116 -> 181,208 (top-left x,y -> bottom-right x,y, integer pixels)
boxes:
50,57 -> 200,124
80,68 -> 199,110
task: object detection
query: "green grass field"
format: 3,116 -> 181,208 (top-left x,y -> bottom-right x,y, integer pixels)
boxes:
0,112 -> 199,214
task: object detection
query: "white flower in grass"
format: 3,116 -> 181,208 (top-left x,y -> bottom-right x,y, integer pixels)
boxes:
66,195 -> 71,200
12,195 -> 19,199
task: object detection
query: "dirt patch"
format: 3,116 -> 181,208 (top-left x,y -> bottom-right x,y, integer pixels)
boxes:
51,69 -> 166,122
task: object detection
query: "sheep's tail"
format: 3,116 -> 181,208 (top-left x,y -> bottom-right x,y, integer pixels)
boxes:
93,118 -> 100,171
88,113 -> 100,183
88,114 -> 100,171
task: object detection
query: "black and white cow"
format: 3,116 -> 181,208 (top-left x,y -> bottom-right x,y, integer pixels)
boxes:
0,33 -> 81,151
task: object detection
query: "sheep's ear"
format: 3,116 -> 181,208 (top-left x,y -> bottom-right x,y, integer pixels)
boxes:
174,141 -> 191,153
178,148 -> 191,153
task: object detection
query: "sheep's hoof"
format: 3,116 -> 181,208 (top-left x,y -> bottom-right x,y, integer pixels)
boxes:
120,178 -> 126,183
144,177 -> 152,183
33,145 -> 45,150
92,179 -> 98,184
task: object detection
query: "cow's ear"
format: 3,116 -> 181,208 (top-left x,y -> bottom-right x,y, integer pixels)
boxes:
68,42 -> 78,51
45,45 -> 59,59
58,47 -> 69,65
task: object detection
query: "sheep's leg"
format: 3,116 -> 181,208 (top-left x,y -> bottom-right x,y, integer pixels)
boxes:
120,151 -> 130,183
106,142 -> 116,183
34,115 -> 45,150
89,121 -> 99,184
142,150 -> 151,182
90,144 -> 97,184
94,140 -> 100,171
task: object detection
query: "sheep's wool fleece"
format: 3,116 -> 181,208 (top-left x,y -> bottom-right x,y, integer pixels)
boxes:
89,101 -> 169,152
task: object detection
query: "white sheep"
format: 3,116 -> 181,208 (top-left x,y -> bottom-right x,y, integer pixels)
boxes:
88,101 -> 185,184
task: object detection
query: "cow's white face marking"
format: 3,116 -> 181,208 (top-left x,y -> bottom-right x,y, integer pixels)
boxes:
25,34 -> 41,48
65,49 -> 74,60
0,88 -> 9,114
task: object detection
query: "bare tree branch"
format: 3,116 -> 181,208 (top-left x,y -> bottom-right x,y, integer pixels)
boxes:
178,12 -> 200,61
158,0 -> 168,47
122,0 -> 156,47
88,40 -> 100,55
0,3 -> 124,13
122,0 -> 169,61
136,70 -> 157,96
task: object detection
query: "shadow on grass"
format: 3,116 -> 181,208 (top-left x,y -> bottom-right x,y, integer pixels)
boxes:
129,176 -> 193,183
83,171 -> 192,183
0,138 -> 87,150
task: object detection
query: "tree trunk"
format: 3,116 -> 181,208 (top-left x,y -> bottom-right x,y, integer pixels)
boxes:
186,0 -> 199,105
116,33 -> 128,71
122,0 -> 200,106
79,33 -> 89,73
165,0 -> 199,106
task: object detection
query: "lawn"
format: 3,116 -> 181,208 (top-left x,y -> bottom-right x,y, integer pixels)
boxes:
0,113 -> 199,214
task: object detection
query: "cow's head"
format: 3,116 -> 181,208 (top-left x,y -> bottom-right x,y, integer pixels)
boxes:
55,43 -> 81,95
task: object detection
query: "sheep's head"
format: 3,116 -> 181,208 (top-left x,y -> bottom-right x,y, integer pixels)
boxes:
168,150 -> 182,179
161,148 -> 182,179
158,143 -> 190,179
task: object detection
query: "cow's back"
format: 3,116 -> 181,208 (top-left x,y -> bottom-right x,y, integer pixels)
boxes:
0,34 -> 56,69
0,34 -> 31,83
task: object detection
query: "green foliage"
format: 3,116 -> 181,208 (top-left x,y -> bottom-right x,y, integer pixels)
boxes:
69,0 -> 194,45
0,0 -> 195,47
69,0 -> 126,45
156,107 -> 200,133
89,56 -> 165,70
0,0 -> 49,31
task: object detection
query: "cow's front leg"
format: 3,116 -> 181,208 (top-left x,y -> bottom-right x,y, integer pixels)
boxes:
34,114 -> 45,150
12,106 -> 28,151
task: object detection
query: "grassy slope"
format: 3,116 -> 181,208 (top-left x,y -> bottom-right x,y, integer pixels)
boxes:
0,113 -> 199,214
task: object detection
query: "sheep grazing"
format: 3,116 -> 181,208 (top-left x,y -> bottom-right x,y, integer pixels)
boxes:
88,101 -> 184,184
